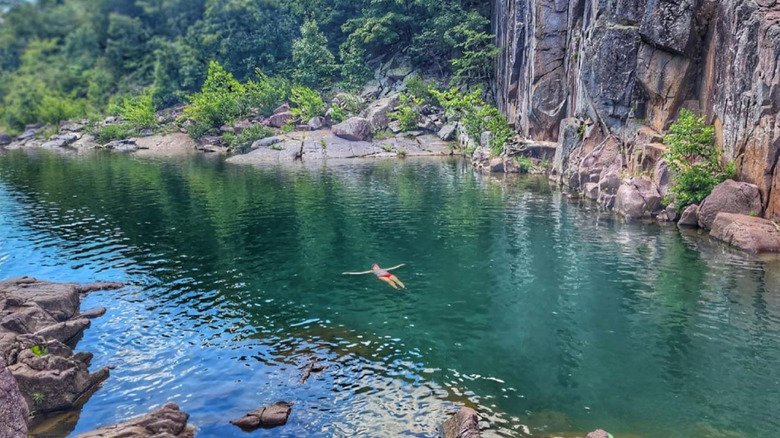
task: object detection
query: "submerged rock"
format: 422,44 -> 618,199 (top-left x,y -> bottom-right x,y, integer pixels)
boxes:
585,430 -> 613,438
0,359 -> 28,438
74,402 -> 196,438
697,180 -> 763,230
710,213 -> 780,254
440,407 -> 480,438
230,401 -> 292,431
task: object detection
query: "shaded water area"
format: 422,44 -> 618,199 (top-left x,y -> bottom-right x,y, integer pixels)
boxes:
1,148 -> 779,438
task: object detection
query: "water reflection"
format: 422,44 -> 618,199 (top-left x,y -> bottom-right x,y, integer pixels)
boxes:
0,149 -> 778,437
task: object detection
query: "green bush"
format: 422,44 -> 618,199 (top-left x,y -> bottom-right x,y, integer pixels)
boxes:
515,156 -> 532,173
391,95 -> 421,132
432,87 -> 512,156
122,90 -> 156,130
289,86 -> 325,121
329,106 -> 347,124
223,124 -> 275,153
243,71 -> 291,116
405,74 -> 441,106
94,123 -> 134,144
181,61 -> 246,139
292,20 -> 336,88
664,109 -> 734,208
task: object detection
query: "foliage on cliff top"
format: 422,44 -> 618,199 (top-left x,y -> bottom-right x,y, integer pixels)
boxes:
664,109 -> 736,208
432,87 -> 513,156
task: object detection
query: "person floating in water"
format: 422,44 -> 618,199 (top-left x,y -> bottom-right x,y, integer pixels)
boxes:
342,263 -> 406,289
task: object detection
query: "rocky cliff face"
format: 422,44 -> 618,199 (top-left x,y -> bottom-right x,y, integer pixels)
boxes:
493,0 -> 780,220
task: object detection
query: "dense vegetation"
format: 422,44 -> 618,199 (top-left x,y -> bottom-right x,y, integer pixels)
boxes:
664,109 -> 736,208
0,0 -> 497,134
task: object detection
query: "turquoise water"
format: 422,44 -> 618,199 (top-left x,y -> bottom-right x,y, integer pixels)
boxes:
0,149 -> 779,438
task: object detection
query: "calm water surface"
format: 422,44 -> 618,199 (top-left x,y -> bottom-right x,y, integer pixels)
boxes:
0,149 -> 779,438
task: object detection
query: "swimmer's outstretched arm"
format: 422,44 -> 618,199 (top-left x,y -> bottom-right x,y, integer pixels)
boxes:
342,270 -> 373,275
385,264 -> 406,271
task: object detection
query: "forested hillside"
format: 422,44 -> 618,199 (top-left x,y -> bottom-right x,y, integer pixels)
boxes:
0,0 -> 495,133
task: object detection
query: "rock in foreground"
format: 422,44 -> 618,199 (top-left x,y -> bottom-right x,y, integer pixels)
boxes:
0,359 -> 28,438
0,277 -> 121,414
440,407 -> 480,438
710,213 -> 780,254
230,401 -> 292,431
697,180 -> 763,230
74,402 -> 196,438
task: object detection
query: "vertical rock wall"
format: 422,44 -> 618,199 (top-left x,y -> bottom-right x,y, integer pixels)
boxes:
493,0 -> 780,220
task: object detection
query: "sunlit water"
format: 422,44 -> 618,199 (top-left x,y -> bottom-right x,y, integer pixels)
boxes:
0,149 -> 779,438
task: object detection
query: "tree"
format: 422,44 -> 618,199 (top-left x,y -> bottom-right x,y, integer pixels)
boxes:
664,109 -> 735,208
292,20 -> 336,88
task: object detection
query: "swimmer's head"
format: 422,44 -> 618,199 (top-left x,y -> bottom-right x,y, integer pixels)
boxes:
372,263 -> 380,270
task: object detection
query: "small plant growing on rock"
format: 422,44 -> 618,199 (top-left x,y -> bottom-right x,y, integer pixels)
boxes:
32,393 -> 45,405
30,344 -> 49,357
381,144 -> 392,152
515,156 -> 532,173
664,109 -> 734,208
281,123 -> 296,134
397,148 -> 407,157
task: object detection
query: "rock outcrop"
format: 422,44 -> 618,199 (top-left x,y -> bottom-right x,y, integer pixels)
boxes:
697,180 -> 763,230
710,213 -> 780,254
440,407 -> 480,438
74,402 -> 196,438
230,401 -> 292,431
493,0 -> 780,221
0,277 -> 122,416
0,359 -> 28,438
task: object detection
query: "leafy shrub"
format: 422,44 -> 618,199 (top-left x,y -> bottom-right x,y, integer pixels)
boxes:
339,38 -> 372,91
30,344 -> 49,357
664,109 -> 734,208
289,86 -> 325,121
405,74 -> 441,106
181,61 -> 245,139
94,123 -> 134,144
292,20 -> 336,88
432,87 -> 512,156
122,90 -> 156,130
223,124 -> 275,153
515,156 -> 532,173
243,71 -> 291,116
329,106 -> 347,124
391,95 -> 421,132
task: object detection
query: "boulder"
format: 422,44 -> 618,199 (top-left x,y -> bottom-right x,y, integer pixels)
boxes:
585,430 -> 612,438
438,124 -> 457,141
307,116 -> 325,131
9,336 -> 109,414
388,121 -> 403,134
362,94 -> 400,132
273,103 -> 290,115
103,139 -> 137,153
678,204 -> 700,227
332,117 -> 372,141
697,180 -> 763,230
269,111 -> 294,128
74,402 -> 196,438
488,158 -> 505,173
232,119 -> 253,134
0,359 -> 28,437
614,177 -> 662,220
230,401 -> 292,431
252,136 -> 281,149
0,133 -> 13,146
583,182 -> 600,200
710,213 -> 780,254
440,407 -> 480,438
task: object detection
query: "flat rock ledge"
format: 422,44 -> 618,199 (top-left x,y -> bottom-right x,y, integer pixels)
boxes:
710,213 -> 780,254
74,402 -> 196,438
226,129 -> 453,165
0,276 -> 122,431
230,401 -> 292,431
440,407 -> 481,438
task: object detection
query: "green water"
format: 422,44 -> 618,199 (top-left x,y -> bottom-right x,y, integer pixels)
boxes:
0,149 -> 778,437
